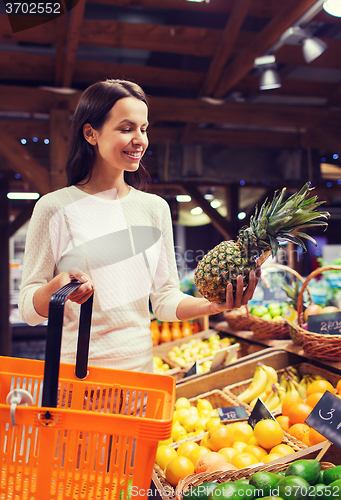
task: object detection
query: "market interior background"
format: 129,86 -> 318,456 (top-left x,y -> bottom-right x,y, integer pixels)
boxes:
1,0 -> 341,357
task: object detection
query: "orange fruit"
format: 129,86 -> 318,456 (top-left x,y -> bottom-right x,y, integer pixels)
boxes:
165,455 -> 194,487
301,432 -> 311,447
195,451 -> 227,473
233,441 -> 248,452
309,427 -> 328,446
218,447 -> 238,463
336,379 -> 341,395
269,444 -> 294,457
231,452 -> 258,469
206,425 -> 234,451
276,415 -> 291,432
243,444 -> 268,462
305,392 -> 324,408
287,422 -> 310,441
228,422 -> 253,443
281,394 -> 303,416
288,402 -> 313,425
262,453 -> 282,464
155,445 -> 177,470
253,419 -> 283,449
306,380 -> 334,397
188,446 -> 209,467
176,441 -> 199,459
206,462 -> 238,473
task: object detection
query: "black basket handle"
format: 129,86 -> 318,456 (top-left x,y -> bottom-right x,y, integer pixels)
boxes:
42,281 -> 93,408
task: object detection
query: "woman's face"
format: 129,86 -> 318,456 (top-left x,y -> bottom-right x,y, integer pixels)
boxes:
86,97 -> 149,174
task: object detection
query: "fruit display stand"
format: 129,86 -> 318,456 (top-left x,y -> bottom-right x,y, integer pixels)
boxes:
153,329 -> 269,382
152,348 -> 341,500
214,319 -> 341,373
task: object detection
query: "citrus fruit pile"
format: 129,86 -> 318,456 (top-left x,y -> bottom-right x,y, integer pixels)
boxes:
157,410 -> 295,487
276,378 -> 340,447
182,459 -> 339,500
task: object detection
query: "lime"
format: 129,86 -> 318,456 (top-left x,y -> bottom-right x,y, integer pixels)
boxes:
249,471 -> 281,497
183,482 -> 217,499
278,475 -> 312,500
285,459 -> 321,485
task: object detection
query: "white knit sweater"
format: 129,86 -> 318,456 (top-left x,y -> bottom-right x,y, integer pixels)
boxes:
18,186 -> 187,372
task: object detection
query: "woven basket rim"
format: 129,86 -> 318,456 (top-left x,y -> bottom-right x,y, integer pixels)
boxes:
176,460 -> 335,499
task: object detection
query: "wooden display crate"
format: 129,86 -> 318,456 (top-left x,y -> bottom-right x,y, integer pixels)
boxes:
153,329 -> 269,382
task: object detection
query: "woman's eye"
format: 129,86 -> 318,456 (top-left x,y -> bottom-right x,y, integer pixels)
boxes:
121,129 -> 131,133
141,129 -> 147,134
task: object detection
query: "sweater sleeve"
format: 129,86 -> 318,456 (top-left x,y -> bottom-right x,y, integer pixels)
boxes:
18,195 -> 61,325
149,198 -> 188,321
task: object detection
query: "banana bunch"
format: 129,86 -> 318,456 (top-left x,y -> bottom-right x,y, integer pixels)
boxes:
238,363 -> 278,405
279,367 -> 300,390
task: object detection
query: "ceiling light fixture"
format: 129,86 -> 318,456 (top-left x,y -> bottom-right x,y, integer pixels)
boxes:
7,192 -> 40,200
176,194 -> 191,202
254,55 -> 281,90
323,0 -> 341,16
279,26 -> 328,63
186,0 -> 210,3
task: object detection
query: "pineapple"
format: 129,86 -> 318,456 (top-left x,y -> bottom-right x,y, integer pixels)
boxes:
194,182 -> 329,303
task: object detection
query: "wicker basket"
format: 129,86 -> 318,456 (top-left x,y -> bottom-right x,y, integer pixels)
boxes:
248,263 -> 311,341
295,265 -> 341,361
223,306 -> 252,332
176,460 -> 334,499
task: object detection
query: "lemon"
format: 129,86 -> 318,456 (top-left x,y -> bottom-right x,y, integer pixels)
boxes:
200,434 -> 210,448
194,417 -> 207,432
188,446 -> 209,466
155,445 -> 177,470
196,398 -> 213,413
205,417 -> 221,431
172,422 -> 187,442
218,447 -> 238,463
175,397 -> 191,411
183,414 -> 200,433
153,356 -> 163,368
176,408 -> 190,425
233,441 -> 248,452
199,409 -> 214,418
158,436 -> 173,446
188,406 -> 199,417
177,441 -> 199,459
165,456 -> 194,488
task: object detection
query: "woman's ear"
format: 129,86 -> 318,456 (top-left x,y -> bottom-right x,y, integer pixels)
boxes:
83,123 -> 97,145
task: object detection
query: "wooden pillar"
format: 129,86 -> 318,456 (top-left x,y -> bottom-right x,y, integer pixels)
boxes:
0,179 -> 11,355
50,106 -> 70,191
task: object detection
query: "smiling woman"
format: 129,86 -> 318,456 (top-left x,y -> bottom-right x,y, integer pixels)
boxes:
18,78 -> 259,374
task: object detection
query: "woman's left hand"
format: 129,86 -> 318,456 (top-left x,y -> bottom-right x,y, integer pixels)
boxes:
210,268 -> 261,314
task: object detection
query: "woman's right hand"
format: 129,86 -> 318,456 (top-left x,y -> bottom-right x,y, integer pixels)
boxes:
62,269 -> 94,305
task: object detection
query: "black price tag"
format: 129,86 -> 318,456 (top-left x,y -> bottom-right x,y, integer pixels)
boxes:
263,287 -> 287,302
184,361 -> 197,378
217,406 -> 248,422
248,398 -> 276,429
307,312 -> 341,335
305,391 -> 341,447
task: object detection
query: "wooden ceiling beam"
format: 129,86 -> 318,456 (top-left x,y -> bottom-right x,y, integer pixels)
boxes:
80,20 -> 220,57
148,96 -> 341,130
1,87 -> 340,132
214,0 -> 321,98
55,13 -> 68,86
62,0 -> 86,87
0,133 -> 51,194
200,0 -> 253,97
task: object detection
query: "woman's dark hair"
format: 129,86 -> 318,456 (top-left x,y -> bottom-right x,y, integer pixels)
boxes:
66,79 -> 150,190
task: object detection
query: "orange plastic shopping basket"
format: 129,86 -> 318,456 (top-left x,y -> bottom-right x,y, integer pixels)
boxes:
0,282 -> 175,499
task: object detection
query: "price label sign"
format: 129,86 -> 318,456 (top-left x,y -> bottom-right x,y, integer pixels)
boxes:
308,312 -> 341,335
217,406 -> 249,422
263,287 -> 287,303
305,391 -> 341,448
248,398 -> 276,429
183,361 -> 197,378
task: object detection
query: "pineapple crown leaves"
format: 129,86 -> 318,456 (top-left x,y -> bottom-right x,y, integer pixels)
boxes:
241,182 -> 330,257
